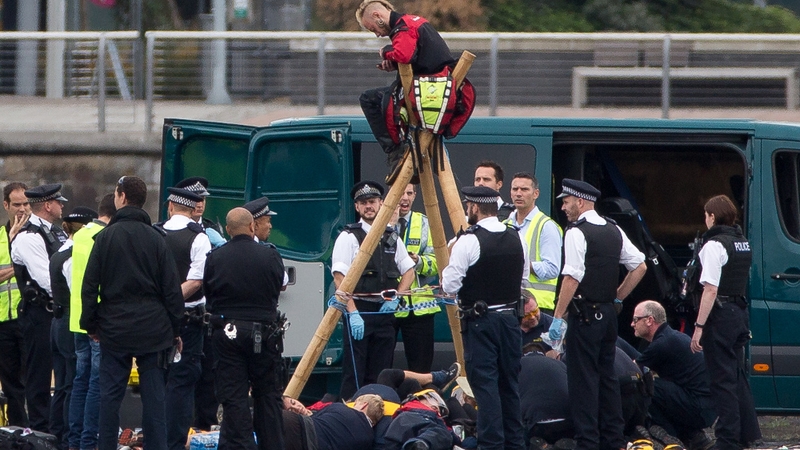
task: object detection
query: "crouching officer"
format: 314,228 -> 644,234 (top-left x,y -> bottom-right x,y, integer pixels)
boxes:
203,207 -> 287,450
441,185 -> 526,450
549,178 -> 646,450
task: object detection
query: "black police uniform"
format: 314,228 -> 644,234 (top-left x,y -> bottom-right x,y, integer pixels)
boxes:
49,243 -> 75,449
339,223 -> 401,400
11,184 -> 68,432
204,234 -> 286,450
636,323 -> 715,442
699,225 -> 761,449
564,217 -> 627,450
442,185 -> 526,450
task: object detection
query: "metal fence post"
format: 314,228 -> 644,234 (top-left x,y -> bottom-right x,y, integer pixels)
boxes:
98,34 -> 106,132
145,33 -> 155,133
317,33 -> 326,116
661,34 -> 671,119
489,34 -> 499,116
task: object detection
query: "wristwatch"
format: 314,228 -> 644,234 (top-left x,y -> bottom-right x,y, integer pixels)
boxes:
694,322 -> 705,329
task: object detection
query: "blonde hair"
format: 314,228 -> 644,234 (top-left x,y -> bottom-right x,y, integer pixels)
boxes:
355,0 -> 395,24
353,394 -> 385,425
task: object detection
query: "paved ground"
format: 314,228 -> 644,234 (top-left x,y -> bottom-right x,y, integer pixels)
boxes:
4,94 -> 800,152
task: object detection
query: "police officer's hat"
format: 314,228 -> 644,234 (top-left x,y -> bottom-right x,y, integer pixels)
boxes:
63,206 -> 98,224
556,178 -> 601,203
175,176 -> 210,197
167,187 -> 203,208
243,196 -> 277,218
461,185 -> 500,204
25,183 -> 68,203
350,181 -> 384,202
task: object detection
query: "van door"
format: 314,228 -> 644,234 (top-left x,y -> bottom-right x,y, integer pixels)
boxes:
759,138 -> 800,409
248,123 -> 353,358
160,119 -> 256,224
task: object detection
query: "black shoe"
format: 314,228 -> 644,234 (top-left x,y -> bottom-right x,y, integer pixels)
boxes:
385,142 -> 410,185
432,362 -> 461,389
528,436 -> 549,450
649,425 -> 685,449
687,430 -> 714,450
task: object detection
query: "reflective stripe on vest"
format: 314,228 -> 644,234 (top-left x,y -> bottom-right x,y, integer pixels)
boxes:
0,226 -> 21,322
506,211 -> 562,311
70,222 -> 104,333
396,211 -> 440,317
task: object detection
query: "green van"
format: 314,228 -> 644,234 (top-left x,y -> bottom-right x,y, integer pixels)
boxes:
160,116 -> 800,411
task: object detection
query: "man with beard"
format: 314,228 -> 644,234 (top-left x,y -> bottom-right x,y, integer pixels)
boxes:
331,181 -> 415,400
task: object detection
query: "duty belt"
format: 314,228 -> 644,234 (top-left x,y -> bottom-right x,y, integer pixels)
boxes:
715,295 -> 747,308
208,313 -> 289,354
457,301 -> 517,319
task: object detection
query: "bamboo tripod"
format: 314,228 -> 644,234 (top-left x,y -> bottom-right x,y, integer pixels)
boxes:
284,51 -> 476,399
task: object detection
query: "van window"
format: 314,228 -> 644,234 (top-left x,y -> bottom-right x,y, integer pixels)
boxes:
357,142 -> 537,237
774,151 -> 800,241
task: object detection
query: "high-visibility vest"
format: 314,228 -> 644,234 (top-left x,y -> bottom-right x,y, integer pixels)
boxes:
396,211 -> 440,318
70,222 -> 104,333
0,226 -> 21,322
506,210 -> 562,311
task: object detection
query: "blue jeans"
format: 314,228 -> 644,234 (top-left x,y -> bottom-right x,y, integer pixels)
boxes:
69,334 -> 101,450
98,346 -> 167,450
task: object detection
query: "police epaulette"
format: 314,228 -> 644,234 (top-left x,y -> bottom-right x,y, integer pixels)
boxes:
566,218 -> 587,229
603,216 -> 617,225
344,223 -> 362,231
21,221 -> 40,234
152,222 -> 167,236
261,242 -> 277,249
186,222 -> 204,234
465,224 -> 480,234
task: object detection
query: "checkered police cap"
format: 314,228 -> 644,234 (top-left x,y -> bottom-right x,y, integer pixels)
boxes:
175,177 -> 210,197
167,187 -> 203,208
25,183 -> 68,204
556,178 -> 601,203
461,185 -> 500,204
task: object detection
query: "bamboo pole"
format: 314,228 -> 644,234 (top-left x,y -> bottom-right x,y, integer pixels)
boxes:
284,156 -> 415,399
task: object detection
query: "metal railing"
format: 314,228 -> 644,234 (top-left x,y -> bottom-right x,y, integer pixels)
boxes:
0,31 -> 139,131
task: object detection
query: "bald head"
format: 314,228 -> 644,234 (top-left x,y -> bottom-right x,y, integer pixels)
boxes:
225,207 -> 254,238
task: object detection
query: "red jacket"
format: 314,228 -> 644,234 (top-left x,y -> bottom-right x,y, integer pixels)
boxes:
382,12 -> 455,75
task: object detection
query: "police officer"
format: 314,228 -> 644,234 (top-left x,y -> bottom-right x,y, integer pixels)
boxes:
49,206 -> 97,450
441,185 -> 526,450
176,176 -> 226,247
203,207 -> 286,450
158,187 -> 212,450
11,183 -> 69,432
392,183 -> 439,373
0,182 -> 30,427
632,300 -> 715,449
331,181 -> 415,400
243,196 -> 278,243
506,172 -> 562,315
548,178 -> 646,450
690,194 -> 761,449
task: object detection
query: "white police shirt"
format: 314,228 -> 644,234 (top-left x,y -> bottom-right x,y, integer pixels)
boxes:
11,213 -> 55,296
441,216 -> 530,295
163,214 -> 212,307
331,219 -> 415,280
561,209 -> 644,282
698,241 -> 727,288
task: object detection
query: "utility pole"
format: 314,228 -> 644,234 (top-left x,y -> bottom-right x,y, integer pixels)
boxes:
46,0 -> 66,98
206,0 -> 231,104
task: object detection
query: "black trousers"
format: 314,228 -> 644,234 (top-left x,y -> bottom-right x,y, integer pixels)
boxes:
0,319 -> 28,426
166,320 -> 204,450
50,316 -> 76,450
194,329 -> 219,430
359,85 -> 397,153
701,302 -> 761,450
565,302 -> 625,450
649,378 -> 716,442
340,312 -> 396,401
17,301 -> 53,432
213,325 -> 284,450
462,312 -> 524,450
394,313 -> 435,373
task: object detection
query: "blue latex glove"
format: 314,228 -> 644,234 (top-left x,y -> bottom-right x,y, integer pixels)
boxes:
380,295 -> 400,313
548,318 -> 565,341
348,311 -> 365,340
206,228 -> 227,248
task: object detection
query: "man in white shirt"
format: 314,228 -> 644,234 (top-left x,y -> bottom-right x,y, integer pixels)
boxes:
331,180 -> 415,400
